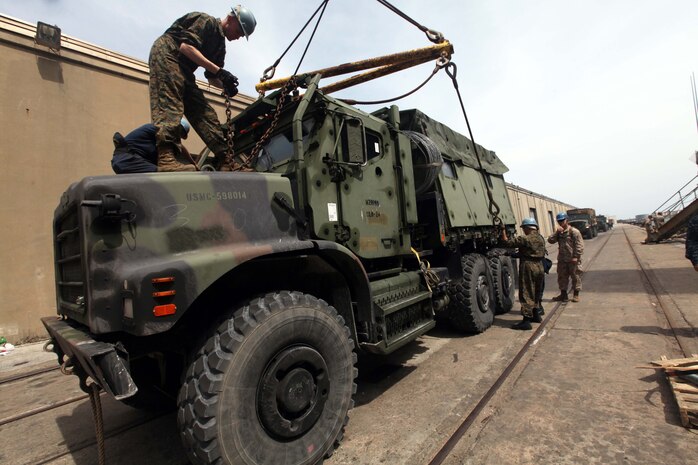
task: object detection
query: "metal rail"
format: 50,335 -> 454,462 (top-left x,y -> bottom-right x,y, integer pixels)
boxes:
428,230 -> 615,465
622,227 -> 698,357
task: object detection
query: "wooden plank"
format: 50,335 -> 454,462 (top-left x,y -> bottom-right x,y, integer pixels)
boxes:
657,355 -> 698,427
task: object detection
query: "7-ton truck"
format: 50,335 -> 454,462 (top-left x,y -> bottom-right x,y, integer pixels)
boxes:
42,74 -> 518,465
567,207 -> 598,239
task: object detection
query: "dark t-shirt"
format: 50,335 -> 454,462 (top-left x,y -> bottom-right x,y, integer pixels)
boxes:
124,124 -> 158,164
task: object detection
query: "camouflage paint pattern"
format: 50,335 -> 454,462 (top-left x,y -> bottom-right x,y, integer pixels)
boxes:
556,260 -> 582,293
399,109 -> 517,230
500,232 -> 546,316
54,172 -> 313,336
148,34 -> 227,156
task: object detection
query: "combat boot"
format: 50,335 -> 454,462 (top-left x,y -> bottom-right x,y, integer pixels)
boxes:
158,149 -> 196,172
537,305 -> 545,316
552,291 -> 568,302
571,291 -> 580,302
512,317 -> 533,331
531,308 -> 543,323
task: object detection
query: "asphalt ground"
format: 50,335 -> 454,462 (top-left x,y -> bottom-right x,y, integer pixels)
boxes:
0,224 -> 696,465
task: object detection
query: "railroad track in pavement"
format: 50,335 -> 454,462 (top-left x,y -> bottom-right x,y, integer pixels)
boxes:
7,226 -> 691,465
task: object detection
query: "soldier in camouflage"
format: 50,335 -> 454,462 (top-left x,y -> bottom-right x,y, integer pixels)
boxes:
686,213 -> 698,272
500,218 -> 546,330
148,6 -> 257,171
548,212 -> 584,302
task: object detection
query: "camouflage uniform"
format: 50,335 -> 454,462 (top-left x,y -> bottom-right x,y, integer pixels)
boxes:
149,12 -> 227,157
500,232 -> 546,318
686,213 -> 698,268
548,226 -> 584,293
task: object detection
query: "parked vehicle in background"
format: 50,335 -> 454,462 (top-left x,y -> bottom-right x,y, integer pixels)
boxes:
596,215 -> 609,232
568,208 -> 598,239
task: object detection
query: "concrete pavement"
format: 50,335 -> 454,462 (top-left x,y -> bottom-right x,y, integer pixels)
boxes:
444,225 -> 698,465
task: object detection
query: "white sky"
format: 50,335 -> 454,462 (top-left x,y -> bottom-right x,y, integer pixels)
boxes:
3,0 -> 698,218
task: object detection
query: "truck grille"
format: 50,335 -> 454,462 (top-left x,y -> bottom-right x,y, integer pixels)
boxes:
55,205 -> 85,315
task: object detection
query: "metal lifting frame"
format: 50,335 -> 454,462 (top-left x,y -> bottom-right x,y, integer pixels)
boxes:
255,41 -> 454,96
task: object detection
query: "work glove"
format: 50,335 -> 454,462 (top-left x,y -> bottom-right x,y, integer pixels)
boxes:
216,68 -> 239,97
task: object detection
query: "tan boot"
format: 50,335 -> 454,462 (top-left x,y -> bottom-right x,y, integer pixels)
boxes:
158,149 -> 196,172
571,291 -> 580,302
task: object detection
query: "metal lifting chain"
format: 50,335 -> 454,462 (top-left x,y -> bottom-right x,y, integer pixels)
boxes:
442,62 -> 503,227
246,77 -> 298,168
223,91 -> 236,170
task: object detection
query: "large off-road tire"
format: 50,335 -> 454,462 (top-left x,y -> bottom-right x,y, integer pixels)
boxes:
178,291 -> 357,465
446,254 -> 495,333
489,254 -> 515,315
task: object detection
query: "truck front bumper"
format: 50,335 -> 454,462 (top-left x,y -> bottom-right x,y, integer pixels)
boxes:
41,317 -> 137,400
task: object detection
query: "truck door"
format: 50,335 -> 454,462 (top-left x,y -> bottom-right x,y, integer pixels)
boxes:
333,114 -> 407,259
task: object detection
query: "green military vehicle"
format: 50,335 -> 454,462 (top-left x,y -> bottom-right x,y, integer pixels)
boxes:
567,207 -> 598,239
42,74 -> 518,465
596,215 -> 609,232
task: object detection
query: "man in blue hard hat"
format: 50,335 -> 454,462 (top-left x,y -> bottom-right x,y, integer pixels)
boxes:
149,5 -> 257,171
111,118 -> 192,173
548,212 -> 584,302
500,218 -> 546,330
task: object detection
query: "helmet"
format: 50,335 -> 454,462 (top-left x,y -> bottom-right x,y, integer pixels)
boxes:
520,218 -> 538,229
231,5 -> 256,40
556,212 -> 568,222
180,117 -> 191,139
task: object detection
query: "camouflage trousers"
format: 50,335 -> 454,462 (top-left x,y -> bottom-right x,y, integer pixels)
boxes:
557,260 -> 582,293
518,260 -> 544,318
148,37 -> 227,157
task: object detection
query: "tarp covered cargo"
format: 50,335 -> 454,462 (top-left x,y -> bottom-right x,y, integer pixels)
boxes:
398,109 -> 509,175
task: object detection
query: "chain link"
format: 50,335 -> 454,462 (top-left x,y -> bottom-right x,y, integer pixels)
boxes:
246,77 -> 297,169
222,92 -> 236,170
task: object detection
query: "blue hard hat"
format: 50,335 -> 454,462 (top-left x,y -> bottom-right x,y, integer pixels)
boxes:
180,117 -> 191,139
232,5 -> 257,40
556,212 -> 568,221
520,217 -> 538,229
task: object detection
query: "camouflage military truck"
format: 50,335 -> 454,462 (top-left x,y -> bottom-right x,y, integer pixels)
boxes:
42,74 -> 517,465
567,207 -> 598,239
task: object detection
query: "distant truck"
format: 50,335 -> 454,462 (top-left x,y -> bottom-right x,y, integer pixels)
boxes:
41,74 -> 519,465
596,215 -> 609,232
567,208 -> 598,239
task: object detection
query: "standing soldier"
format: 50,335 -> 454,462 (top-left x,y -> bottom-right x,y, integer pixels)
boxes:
548,212 -> 584,302
686,213 -> 698,272
500,218 -> 546,330
149,5 -> 257,171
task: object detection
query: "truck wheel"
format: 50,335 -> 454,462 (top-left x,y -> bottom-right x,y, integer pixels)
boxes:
178,291 -> 357,465
446,254 -> 495,333
489,255 -> 515,315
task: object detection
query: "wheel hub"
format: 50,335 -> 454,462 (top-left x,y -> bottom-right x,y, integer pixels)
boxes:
257,345 -> 329,439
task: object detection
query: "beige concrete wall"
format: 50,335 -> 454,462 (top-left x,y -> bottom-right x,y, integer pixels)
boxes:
0,16 -> 253,341
506,183 -> 575,238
